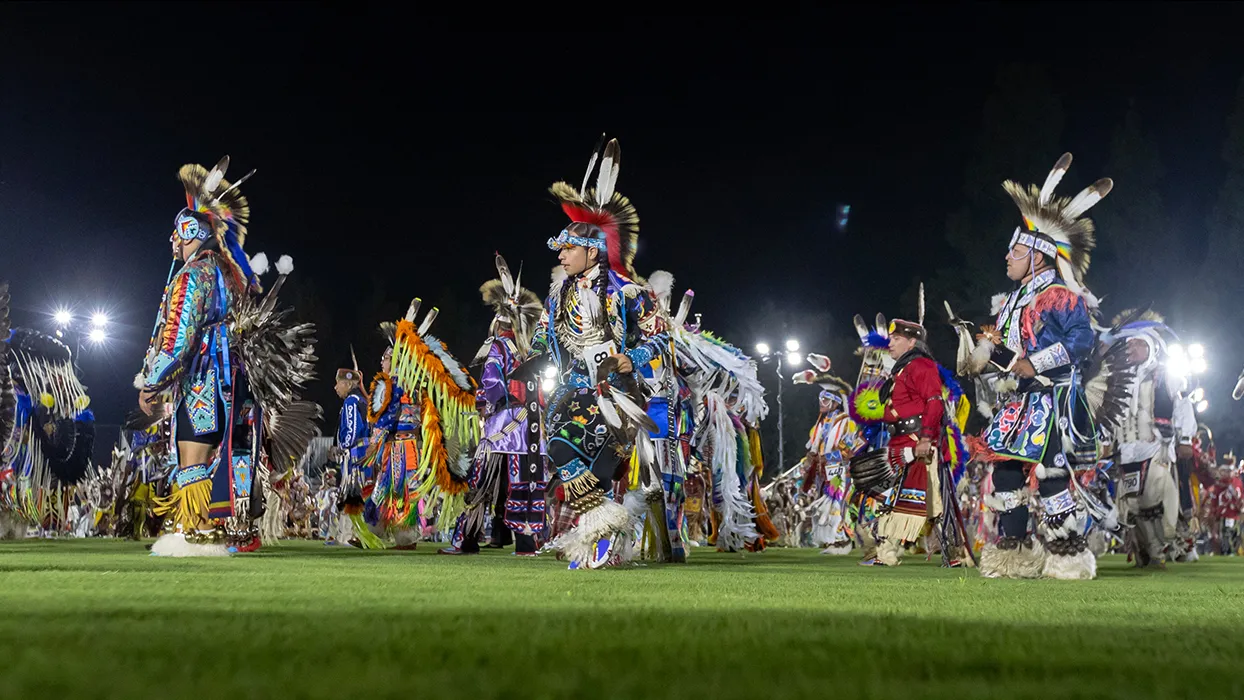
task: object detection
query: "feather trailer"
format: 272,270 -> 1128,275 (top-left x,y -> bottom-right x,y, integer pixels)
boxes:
700,394 -> 758,552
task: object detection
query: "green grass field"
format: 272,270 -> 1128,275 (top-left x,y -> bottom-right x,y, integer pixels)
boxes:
1,540 -> 1241,700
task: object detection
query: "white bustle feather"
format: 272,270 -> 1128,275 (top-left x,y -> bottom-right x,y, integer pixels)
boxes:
275,255 -> 294,275
875,314 -> 889,338
1039,153 -> 1073,206
611,390 -> 658,434
249,252 -> 270,276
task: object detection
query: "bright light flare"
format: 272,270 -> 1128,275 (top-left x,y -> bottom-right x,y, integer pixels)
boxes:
53,308 -> 72,326
1188,343 -> 1205,360
755,342 -> 771,356
87,328 -> 107,344
785,352 -> 802,366
541,378 -> 556,393
1190,387 -> 1205,403
542,365 -> 558,379
91,312 -> 110,328
1166,343 -> 1190,379
784,339 -> 800,352
1196,399 -> 1210,414
1191,357 -> 1208,374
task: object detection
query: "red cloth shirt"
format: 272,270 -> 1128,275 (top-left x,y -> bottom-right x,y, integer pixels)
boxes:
884,355 -> 945,450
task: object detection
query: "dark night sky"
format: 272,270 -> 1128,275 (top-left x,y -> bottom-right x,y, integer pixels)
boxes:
4,3 -> 1244,462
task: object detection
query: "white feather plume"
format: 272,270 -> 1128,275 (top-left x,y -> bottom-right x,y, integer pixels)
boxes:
275,255 -> 294,275
249,252 -> 270,276
596,393 -> 623,429
673,291 -> 695,329
596,139 -> 620,203
417,308 -> 439,336
647,270 -> 675,305
580,133 -> 604,194
204,156 -> 229,194
853,315 -> 870,342
1039,153 -> 1072,206
1064,178 -> 1114,218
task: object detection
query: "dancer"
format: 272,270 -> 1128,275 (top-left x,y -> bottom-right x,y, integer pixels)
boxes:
958,153 -> 1110,579
532,136 -> 668,569
365,299 -> 479,549
334,365 -> 380,547
1095,311 -> 1195,567
1,318 -> 96,537
792,354 -> 864,554
444,254 -> 547,556
857,317 -> 968,567
136,157 -> 320,556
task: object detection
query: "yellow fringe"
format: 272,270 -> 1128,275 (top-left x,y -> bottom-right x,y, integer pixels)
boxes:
628,447 -> 640,490
153,480 -> 212,531
348,513 -> 386,549
436,492 -> 465,531
391,320 -> 482,447
747,428 -> 765,478
562,471 -> 601,501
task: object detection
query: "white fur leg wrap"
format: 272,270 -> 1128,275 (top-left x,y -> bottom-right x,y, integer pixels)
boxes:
1042,548 -> 1097,580
978,540 -> 1046,579
150,533 -> 230,557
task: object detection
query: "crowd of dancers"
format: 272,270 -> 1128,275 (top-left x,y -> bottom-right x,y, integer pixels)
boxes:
2,140 -> 1243,574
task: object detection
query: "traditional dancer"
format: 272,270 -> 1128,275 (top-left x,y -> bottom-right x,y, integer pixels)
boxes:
958,153 -> 1111,579
365,300 -> 479,548
443,254 -> 547,556
1095,311 -> 1196,567
532,136 -> 668,569
334,365 -> 380,547
792,354 -> 864,554
1,317 -> 96,537
855,317 -> 969,567
136,157 -> 320,556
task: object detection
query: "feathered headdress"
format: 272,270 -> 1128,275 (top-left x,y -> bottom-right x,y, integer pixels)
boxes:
1003,153 -> 1112,297
479,253 -> 542,356
791,353 -> 853,403
547,135 -> 641,280
176,156 -> 260,293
